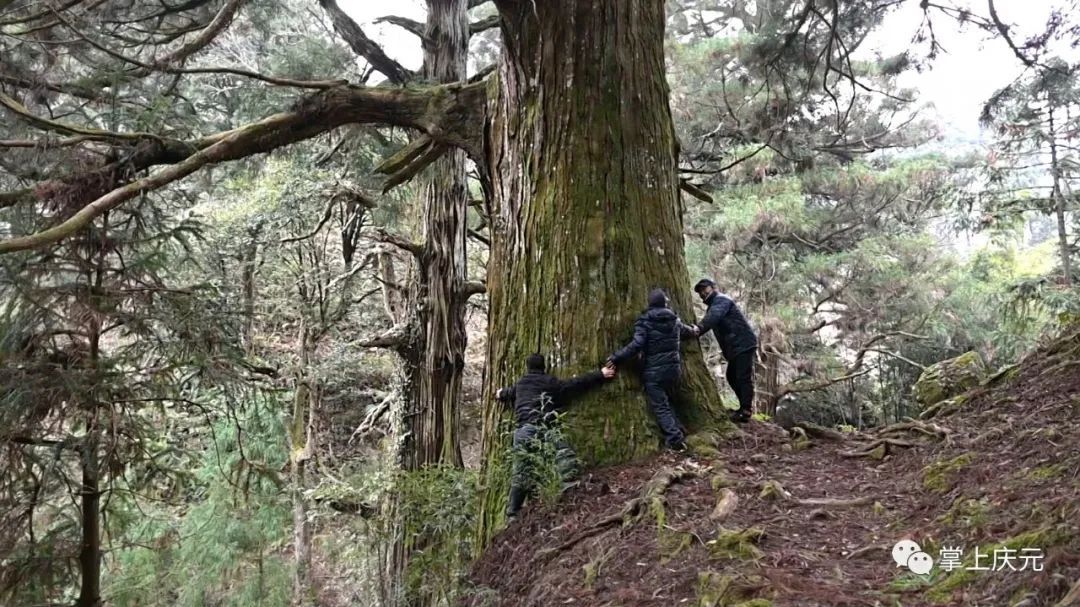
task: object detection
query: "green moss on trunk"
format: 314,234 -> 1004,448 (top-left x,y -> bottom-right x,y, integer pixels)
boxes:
477,0 -> 726,543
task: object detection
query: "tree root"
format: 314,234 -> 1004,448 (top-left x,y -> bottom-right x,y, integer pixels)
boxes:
533,467 -> 697,560
841,438 -> 915,459
845,544 -> 888,560
759,480 -> 875,508
794,422 -> 848,442
874,419 -> 952,440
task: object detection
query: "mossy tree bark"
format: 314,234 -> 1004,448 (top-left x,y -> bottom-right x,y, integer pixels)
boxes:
478,0 -> 725,542
383,1 -> 472,604
399,0 -> 470,472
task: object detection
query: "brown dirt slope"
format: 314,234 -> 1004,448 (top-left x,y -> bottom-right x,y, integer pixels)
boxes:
465,328 -> 1080,607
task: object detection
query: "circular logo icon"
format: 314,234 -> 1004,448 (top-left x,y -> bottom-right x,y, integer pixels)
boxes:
892,539 -> 922,567
907,551 -> 934,575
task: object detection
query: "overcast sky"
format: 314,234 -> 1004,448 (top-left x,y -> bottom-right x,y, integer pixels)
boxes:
340,0 -> 1079,143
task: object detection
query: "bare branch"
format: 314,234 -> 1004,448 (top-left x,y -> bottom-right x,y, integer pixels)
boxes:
679,179 -> 713,203
468,227 -> 490,246
375,136 -> 449,192
154,0 -> 246,67
318,0 -> 413,84
470,14 -> 499,35
374,15 -> 428,42
462,281 -> 486,297
986,0 -> 1036,68
372,228 -> 423,258
777,367 -> 873,398
0,188 -> 35,209
356,325 -> 408,349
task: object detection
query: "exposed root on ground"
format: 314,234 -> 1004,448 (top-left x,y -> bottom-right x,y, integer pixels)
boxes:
533,466 -> 698,561
759,479 -> 875,508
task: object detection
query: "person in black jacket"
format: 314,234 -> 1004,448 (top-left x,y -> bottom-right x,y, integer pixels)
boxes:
607,289 -> 697,451
693,278 -> 759,423
495,353 -> 615,518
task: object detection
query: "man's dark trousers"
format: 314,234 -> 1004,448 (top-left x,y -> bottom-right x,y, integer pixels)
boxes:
643,369 -> 686,448
726,349 -> 756,414
506,422 -> 579,517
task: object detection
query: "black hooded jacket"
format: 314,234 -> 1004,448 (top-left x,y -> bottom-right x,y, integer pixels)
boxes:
496,369 -> 605,426
611,293 -> 696,377
698,292 -> 758,359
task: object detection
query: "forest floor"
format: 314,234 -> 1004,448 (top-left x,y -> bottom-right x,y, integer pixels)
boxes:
465,329 -> 1080,607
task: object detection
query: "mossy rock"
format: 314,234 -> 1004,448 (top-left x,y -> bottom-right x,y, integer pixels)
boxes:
938,496 -> 990,529
1028,464 -> 1067,481
922,454 -> 973,493
687,431 -> 723,459
659,529 -> 693,563
711,471 -> 734,492
696,571 -> 771,607
913,351 -> 986,409
708,527 -> 766,561
981,362 -> 1020,386
920,394 -> 968,420
758,480 -> 789,501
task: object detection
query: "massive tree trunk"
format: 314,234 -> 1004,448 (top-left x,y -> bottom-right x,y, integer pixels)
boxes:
478,0 -> 725,540
386,1 -> 471,604
400,0 -> 470,471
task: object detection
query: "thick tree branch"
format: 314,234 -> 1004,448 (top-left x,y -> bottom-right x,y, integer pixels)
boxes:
0,82 -> 486,253
372,228 -> 423,258
0,72 -> 104,101
153,0 -> 246,67
470,14 -> 499,35
0,92 -> 162,141
318,0 -> 413,85
374,15 -> 428,42
462,281 -> 486,297
777,367 -> 873,398
986,0 -> 1036,68
375,135 -> 449,192
679,179 -> 713,203
468,227 -> 490,246
356,325 -> 408,349
0,188 -> 35,209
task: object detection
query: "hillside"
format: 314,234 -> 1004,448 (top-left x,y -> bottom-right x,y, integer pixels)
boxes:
465,329 -> 1080,607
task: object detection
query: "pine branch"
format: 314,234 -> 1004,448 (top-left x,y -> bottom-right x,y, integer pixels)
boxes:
0,82 -> 486,253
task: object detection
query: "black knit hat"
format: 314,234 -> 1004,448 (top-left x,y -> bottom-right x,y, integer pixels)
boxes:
526,353 -> 546,372
693,278 -> 717,294
647,289 -> 669,308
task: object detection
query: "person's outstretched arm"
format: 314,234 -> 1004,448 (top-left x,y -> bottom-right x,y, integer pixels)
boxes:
696,297 -> 731,334
557,364 -> 615,401
609,318 -> 647,364
495,384 -> 516,408
678,317 -> 699,338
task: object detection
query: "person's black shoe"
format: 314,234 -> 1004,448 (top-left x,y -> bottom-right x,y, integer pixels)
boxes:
729,409 -> 752,424
668,440 -> 689,453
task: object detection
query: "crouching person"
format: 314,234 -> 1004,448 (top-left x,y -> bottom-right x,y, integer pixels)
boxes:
495,353 -> 616,519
